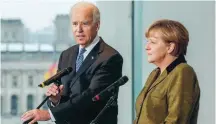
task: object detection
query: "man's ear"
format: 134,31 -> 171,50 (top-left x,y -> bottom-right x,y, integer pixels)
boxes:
96,21 -> 100,31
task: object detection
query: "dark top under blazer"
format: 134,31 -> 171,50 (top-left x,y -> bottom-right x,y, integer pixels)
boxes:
47,37 -> 123,124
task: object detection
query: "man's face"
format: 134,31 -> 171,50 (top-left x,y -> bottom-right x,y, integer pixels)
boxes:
71,7 -> 99,47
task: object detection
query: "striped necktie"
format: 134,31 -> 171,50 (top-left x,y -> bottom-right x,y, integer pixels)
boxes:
76,48 -> 86,72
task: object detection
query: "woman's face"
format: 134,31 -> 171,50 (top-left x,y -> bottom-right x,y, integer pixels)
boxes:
145,31 -> 170,64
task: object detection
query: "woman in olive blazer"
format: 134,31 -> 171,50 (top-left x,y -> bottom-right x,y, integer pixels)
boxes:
134,19 -> 200,124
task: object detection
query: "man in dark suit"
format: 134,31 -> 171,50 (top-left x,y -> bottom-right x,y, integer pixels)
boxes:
21,2 -> 123,124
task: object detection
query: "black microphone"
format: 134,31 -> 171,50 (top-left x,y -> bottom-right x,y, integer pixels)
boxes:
92,76 -> 129,101
38,67 -> 73,88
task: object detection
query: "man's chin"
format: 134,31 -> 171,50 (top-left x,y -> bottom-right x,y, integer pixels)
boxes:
77,40 -> 87,45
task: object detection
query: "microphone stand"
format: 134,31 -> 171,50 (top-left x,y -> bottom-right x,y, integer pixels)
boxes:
22,80 -> 61,124
90,93 -> 117,124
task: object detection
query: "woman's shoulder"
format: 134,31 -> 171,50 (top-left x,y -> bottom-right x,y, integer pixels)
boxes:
174,63 -> 196,74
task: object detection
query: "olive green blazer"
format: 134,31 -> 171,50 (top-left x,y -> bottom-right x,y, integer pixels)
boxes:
134,56 -> 200,124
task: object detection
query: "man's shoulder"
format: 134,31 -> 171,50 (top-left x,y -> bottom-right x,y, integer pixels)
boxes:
101,41 -> 121,56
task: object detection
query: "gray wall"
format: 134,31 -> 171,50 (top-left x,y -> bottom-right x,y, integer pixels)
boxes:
95,1 -> 215,124
141,1 -> 215,124
97,1 -> 133,124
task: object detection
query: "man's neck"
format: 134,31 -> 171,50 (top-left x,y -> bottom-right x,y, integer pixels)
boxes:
80,35 -> 98,48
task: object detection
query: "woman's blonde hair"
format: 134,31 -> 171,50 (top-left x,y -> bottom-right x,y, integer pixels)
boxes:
145,19 -> 189,56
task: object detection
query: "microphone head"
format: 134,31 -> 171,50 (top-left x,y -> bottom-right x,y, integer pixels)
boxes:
121,75 -> 129,82
38,84 -> 43,88
38,67 -> 73,88
118,75 -> 128,86
92,76 -> 129,102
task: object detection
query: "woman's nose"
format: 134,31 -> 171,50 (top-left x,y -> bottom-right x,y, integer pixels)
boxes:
145,42 -> 150,50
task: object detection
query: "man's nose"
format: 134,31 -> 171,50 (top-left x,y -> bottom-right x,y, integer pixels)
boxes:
77,24 -> 83,32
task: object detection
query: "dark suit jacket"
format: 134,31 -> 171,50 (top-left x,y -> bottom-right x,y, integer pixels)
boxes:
47,37 -> 123,124
134,55 -> 200,124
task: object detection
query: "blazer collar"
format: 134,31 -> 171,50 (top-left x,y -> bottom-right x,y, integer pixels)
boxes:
145,55 -> 187,93
166,54 -> 187,73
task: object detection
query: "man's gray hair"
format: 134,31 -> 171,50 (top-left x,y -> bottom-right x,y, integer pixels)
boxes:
71,2 -> 100,23
92,6 -> 100,23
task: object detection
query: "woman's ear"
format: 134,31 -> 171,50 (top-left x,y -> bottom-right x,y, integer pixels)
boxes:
167,42 -> 175,54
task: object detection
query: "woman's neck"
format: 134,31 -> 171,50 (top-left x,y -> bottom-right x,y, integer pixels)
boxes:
155,55 -> 178,74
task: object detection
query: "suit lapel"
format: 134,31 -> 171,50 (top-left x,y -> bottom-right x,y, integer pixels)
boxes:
69,39 -> 104,88
147,70 -> 168,92
136,69 -> 159,118
68,45 -> 79,70
141,69 -> 160,100
61,46 -> 78,95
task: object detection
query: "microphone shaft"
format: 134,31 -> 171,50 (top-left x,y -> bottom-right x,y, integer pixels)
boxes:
37,96 -> 49,109
23,84 -> 59,124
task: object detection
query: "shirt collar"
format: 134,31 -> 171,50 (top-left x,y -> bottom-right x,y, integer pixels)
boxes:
79,35 -> 100,53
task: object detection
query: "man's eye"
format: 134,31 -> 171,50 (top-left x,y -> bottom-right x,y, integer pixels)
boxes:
150,41 -> 154,43
73,22 -> 77,26
83,22 -> 89,25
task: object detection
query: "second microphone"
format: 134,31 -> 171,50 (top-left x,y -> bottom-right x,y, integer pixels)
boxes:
92,76 -> 129,101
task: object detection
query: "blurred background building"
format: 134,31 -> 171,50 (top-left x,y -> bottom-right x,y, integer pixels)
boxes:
1,1 -> 215,124
1,14 -> 74,124
54,14 -> 73,44
1,19 -> 28,43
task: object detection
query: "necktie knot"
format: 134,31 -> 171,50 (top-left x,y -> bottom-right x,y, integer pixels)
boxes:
79,48 -> 86,55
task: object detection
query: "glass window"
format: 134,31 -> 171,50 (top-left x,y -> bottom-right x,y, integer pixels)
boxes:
4,32 -> 8,38
27,94 -> 34,110
28,75 -> 33,87
42,95 -> 48,110
1,73 -> 5,88
12,32 -> 16,39
11,95 -> 18,115
12,75 -> 18,88
1,96 -> 4,115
